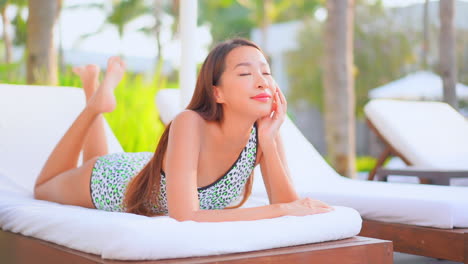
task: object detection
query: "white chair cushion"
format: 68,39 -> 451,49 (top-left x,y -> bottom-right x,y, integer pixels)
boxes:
0,84 -> 123,193
364,99 -> 468,169
156,89 -> 183,125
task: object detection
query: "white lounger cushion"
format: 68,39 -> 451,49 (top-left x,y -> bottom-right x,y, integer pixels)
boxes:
0,84 -> 124,193
0,84 -> 362,260
0,188 -> 360,260
364,99 -> 468,169
156,89 -> 468,229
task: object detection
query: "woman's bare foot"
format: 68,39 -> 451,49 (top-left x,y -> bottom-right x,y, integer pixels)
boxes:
87,57 -> 125,114
73,64 -> 100,101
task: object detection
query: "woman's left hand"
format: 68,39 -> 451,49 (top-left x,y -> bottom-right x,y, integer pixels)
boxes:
257,80 -> 287,147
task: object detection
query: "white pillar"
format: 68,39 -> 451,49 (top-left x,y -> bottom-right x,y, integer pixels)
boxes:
179,0 -> 198,109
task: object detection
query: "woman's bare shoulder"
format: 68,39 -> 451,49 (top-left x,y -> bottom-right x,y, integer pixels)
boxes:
172,109 -> 204,124
170,110 -> 206,136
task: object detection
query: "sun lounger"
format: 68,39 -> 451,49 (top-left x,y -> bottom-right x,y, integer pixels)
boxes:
364,99 -> 468,185
0,84 -> 391,263
157,89 -> 468,263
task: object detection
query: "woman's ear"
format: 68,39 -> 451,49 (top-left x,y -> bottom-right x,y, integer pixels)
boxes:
213,86 -> 225,104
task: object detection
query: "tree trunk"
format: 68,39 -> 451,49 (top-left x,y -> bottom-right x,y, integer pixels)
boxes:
1,4 -> 12,64
323,0 -> 356,178
57,2 -> 65,75
26,0 -> 60,85
439,0 -> 458,109
154,0 -> 164,88
260,0 -> 272,49
154,0 -> 162,61
422,0 -> 429,69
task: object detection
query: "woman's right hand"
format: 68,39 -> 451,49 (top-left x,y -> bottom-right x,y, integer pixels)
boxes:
281,197 -> 335,216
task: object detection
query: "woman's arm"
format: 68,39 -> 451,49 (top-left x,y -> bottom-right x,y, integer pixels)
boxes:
189,197 -> 332,222
256,83 -> 299,204
165,110 -> 202,221
260,132 -> 300,204
189,204 -> 286,222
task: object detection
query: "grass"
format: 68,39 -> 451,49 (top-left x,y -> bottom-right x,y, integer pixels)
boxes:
323,155 -> 380,174
356,156 -> 378,172
105,73 -> 167,153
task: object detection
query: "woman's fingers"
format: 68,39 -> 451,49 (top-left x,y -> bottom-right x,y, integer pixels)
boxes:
314,207 -> 334,214
277,87 -> 287,109
272,80 -> 286,114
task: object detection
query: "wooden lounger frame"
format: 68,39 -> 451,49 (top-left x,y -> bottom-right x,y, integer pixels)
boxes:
0,229 -> 392,264
360,220 -> 468,264
365,117 -> 468,263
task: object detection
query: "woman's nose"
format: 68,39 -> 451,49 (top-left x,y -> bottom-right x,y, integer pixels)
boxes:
256,74 -> 269,89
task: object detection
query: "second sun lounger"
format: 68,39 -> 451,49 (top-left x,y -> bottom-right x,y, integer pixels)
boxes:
364,99 -> 468,185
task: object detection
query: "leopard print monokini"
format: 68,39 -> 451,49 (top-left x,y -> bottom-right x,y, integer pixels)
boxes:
90,123 -> 258,215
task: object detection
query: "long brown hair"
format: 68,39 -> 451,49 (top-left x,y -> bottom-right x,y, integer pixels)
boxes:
124,38 -> 263,216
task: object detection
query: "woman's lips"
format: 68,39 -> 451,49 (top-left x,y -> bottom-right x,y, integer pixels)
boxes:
251,93 -> 271,102
252,97 -> 270,102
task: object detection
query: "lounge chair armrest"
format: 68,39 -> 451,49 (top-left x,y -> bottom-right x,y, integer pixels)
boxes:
375,167 -> 468,185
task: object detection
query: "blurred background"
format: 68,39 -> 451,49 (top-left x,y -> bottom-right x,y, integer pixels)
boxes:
0,0 -> 467,179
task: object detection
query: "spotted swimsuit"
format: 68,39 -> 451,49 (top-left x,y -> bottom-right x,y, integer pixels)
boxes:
90,123 -> 258,215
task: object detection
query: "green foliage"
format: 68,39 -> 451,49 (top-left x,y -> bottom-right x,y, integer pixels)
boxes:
199,0 -> 321,45
0,61 -> 23,83
107,0 -> 148,38
355,156 -> 377,172
286,20 -> 324,111
57,66 -> 82,87
324,155 -> 378,172
72,0 -> 149,50
105,73 -> 166,153
199,0 -> 254,44
0,0 -> 27,46
287,2 -> 415,118
11,11 -> 27,46
0,48 -> 25,82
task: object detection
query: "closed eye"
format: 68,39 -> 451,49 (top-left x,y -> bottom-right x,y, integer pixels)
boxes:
263,72 -> 271,75
239,73 -> 251,76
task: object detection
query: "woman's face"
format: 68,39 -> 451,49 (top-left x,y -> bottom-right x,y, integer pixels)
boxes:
214,46 -> 275,118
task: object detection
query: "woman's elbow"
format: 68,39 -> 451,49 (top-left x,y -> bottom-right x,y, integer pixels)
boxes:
169,210 -> 196,222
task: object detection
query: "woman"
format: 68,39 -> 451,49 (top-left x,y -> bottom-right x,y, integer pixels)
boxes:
34,38 -> 334,222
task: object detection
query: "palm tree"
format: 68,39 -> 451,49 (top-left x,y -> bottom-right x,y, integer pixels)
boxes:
26,0 -> 62,85
0,0 -> 12,64
439,0 -> 458,109
323,0 -> 356,178
422,0 -> 429,69
73,0 -> 147,56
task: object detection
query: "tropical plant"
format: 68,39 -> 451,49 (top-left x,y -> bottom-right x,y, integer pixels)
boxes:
199,0 -> 321,46
71,0 -> 148,55
287,1 -> 414,118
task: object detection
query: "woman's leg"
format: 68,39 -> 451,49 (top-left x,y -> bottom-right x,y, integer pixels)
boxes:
73,64 -> 109,162
34,57 -> 125,207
